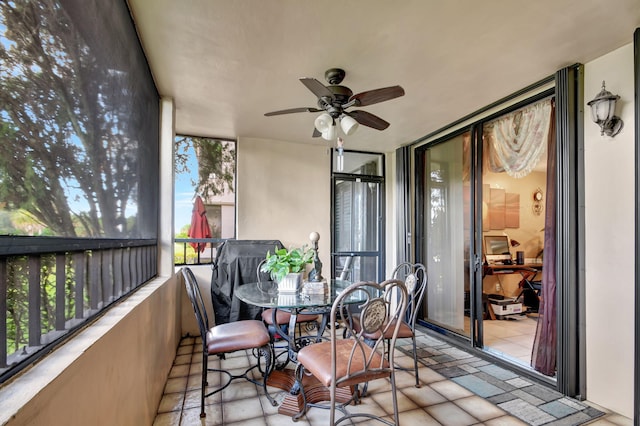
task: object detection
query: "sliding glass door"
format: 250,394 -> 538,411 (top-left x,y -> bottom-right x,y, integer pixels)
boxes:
417,132 -> 471,337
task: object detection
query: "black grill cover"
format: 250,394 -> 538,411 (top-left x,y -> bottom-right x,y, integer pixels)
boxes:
210,239 -> 284,324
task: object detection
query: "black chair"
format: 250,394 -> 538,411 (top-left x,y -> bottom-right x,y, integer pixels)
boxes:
181,267 -> 277,418
515,267 -> 542,312
293,279 -> 408,425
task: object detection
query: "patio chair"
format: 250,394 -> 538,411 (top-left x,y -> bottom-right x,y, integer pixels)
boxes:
293,279 -> 408,425
388,262 -> 428,387
349,263 -> 427,388
181,267 -> 277,418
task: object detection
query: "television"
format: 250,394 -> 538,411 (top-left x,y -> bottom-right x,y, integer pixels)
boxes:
484,235 -> 512,264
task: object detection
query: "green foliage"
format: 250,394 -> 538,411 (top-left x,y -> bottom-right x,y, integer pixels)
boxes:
260,245 -> 314,283
0,0 -> 154,238
5,254 -> 76,355
175,136 -> 235,198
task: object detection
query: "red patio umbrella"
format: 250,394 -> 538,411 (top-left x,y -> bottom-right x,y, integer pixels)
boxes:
188,195 -> 212,252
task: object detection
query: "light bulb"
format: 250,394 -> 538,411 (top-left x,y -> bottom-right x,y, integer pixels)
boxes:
340,115 -> 358,135
314,113 -> 332,133
322,124 -> 336,141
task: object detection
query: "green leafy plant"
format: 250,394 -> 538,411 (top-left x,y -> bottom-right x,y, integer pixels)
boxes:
261,245 -> 315,283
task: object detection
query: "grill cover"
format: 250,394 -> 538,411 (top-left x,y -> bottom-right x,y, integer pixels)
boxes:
210,239 -> 283,324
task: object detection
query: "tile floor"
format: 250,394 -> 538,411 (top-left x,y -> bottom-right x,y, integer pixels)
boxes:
483,314 -> 538,366
154,327 -> 632,426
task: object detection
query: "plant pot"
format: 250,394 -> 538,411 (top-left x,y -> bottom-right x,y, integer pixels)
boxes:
277,272 -> 303,293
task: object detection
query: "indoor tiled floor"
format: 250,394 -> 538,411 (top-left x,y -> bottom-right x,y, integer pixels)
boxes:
483,314 -> 538,366
154,328 -> 632,426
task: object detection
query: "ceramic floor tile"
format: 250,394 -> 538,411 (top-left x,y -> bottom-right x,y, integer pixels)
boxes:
222,397 -> 265,423
225,416 -> 269,426
430,379 -> 475,400
370,389 -> 419,414
174,353 -> 193,366
220,379 -> 259,402
164,376 -> 188,394
152,410 -> 182,426
156,330 -> 608,426
400,384 -> 448,407
453,395 -> 507,422
176,345 -> 193,356
425,401 -> 481,426
484,415 -> 530,425
157,392 -> 185,413
181,404 -> 224,426
168,363 -> 191,378
398,408 -> 441,425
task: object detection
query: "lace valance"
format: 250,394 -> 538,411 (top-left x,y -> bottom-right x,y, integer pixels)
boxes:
484,98 -> 552,178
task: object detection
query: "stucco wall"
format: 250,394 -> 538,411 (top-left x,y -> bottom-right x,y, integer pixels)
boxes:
236,137 -> 332,265
584,42 -> 635,418
0,274 -> 182,426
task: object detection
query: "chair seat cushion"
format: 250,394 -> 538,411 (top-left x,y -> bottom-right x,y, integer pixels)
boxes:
261,308 -> 318,325
297,340 -> 390,388
206,320 -> 270,354
351,316 -> 414,339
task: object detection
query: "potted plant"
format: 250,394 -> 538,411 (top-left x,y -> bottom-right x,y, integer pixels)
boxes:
261,245 -> 315,291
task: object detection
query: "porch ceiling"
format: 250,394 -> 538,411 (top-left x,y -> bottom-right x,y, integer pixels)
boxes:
127,0 -> 639,153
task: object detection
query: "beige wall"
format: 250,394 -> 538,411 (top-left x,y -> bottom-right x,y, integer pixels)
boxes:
584,43 -> 635,418
0,275 -> 182,426
236,137 -> 332,266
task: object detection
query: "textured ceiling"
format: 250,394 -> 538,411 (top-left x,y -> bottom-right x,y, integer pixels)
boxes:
127,0 -> 639,152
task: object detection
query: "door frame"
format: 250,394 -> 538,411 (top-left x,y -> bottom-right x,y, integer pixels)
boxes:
412,66 -> 585,396
330,149 -> 386,283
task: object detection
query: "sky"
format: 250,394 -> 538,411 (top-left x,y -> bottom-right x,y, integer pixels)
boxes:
174,144 -> 198,234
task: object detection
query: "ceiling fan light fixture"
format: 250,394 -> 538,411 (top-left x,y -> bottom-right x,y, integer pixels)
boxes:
314,113 -> 333,133
340,115 -> 359,136
321,124 -> 336,141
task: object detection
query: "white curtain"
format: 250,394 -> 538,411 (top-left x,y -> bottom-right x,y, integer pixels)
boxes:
485,98 -> 552,178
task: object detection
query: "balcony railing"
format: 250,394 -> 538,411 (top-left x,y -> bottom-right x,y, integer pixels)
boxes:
0,236 -> 157,384
173,238 -> 227,266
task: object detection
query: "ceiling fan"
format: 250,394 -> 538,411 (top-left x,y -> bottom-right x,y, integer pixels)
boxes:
264,68 -> 405,140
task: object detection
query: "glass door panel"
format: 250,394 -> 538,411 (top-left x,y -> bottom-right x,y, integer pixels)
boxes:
422,133 -> 471,337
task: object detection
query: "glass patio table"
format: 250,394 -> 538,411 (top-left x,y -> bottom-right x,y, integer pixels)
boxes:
235,279 -> 359,363
234,278 -> 366,417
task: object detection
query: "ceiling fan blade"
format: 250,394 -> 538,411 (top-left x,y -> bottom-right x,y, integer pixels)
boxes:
300,78 -> 334,99
347,110 -> 390,130
264,107 -> 322,116
349,85 -> 405,107
312,128 -> 321,138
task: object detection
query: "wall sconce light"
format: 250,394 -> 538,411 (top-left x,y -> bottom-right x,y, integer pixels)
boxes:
587,81 -> 623,137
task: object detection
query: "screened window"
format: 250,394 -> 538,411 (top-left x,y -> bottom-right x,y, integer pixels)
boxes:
174,136 -> 236,265
0,0 -> 159,382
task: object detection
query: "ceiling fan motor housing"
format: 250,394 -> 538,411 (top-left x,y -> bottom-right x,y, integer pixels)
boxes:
317,84 -> 352,118
324,68 -> 346,85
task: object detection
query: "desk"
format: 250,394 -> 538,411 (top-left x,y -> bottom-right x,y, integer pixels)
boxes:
235,279 -> 360,416
483,262 -> 542,276
482,263 -> 542,319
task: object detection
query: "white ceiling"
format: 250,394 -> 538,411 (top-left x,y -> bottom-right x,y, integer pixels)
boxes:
126,0 -> 639,153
